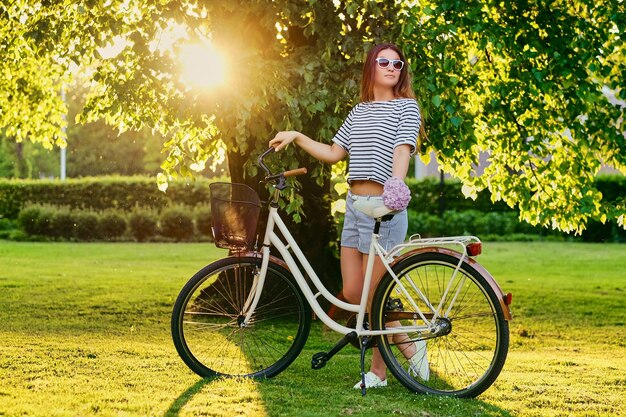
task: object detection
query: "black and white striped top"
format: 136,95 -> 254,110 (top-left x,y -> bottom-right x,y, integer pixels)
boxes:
332,98 -> 421,185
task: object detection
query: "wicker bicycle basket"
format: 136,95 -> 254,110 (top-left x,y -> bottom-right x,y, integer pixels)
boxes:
210,182 -> 262,251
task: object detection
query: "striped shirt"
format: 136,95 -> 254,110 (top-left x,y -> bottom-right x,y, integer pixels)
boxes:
332,98 -> 421,185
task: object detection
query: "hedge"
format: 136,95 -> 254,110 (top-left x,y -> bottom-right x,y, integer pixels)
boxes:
0,175 -> 229,220
3,174 -> 624,220
14,204 -> 215,242
2,174 -> 625,242
405,174 -> 626,215
404,175 -> 626,242
405,177 -> 511,214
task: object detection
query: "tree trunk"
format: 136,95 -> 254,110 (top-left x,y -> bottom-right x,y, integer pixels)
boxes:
14,142 -> 29,178
227,148 -> 342,297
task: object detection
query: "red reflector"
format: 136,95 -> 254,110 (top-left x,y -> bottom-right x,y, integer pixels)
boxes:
504,293 -> 513,305
467,242 -> 482,256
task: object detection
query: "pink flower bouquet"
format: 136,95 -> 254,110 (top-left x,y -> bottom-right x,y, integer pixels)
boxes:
382,176 -> 411,211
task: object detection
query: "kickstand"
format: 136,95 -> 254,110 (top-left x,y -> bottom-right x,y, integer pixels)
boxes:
359,336 -> 369,396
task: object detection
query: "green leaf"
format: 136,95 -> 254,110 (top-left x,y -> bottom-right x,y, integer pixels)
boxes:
451,116 -> 463,127
423,5 -> 435,15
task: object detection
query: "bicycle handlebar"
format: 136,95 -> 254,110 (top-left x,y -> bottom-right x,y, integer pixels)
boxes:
284,167 -> 308,177
257,147 -> 276,178
258,146 -> 307,183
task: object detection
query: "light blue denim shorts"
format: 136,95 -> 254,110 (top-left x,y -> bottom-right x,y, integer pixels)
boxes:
341,191 -> 408,254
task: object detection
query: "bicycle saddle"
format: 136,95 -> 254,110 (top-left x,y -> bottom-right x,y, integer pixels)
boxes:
352,196 -> 398,219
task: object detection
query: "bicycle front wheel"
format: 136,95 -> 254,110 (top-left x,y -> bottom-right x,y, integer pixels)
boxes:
371,252 -> 509,397
172,256 -> 311,378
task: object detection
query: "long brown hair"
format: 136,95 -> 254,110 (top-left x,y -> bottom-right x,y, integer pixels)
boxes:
360,43 -> 414,102
360,43 -> 426,147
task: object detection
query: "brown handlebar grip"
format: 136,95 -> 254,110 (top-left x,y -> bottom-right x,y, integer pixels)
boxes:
283,167 -> 308,177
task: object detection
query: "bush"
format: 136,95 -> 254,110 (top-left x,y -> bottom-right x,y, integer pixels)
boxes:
441,210 -> 480,236
0,218 -> 17,239
160,206 -> 194,241
480,233 -> 544,242
0,218 -> 15,231
406,177 -> 511,214
408,210 -> 558,240
474,212 -> 518,236
33,206 -> 56,237
407,211 -> 444,237
50,208 -> 75,240
17,205 -> 57,237
4,229 -> 29,241
512,217 -> 542,235
75,212 -> 101,241
129,208 -> 158,242
18,205 -> 41,235
100,212 -> 127,240
195,205 -> 212,237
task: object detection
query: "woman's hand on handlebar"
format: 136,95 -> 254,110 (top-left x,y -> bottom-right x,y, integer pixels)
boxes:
269,131 -> 300,151
270,131 -> 346,164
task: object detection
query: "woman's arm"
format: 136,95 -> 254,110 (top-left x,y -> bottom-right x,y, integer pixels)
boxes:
383,144 -> 413,211
391,144 -> 412,179
269,131 -> 347,164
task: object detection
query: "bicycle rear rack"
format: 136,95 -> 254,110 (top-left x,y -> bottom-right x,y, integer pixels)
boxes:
386,235 -> 482,260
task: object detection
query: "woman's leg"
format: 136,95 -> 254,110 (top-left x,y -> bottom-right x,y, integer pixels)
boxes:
343,259 -> 422,386
343,249 -> 418,382
340,246 -> 364,304
342,247 -> 390,383
365,255 -> 392,380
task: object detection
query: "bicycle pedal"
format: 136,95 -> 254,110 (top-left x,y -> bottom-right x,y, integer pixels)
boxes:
311,352 -> 328,370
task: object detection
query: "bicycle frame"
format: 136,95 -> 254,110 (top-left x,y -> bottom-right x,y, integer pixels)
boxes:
240,189 -> 483,338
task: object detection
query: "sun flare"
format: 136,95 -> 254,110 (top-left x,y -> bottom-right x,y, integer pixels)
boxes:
179,42 -> 227,89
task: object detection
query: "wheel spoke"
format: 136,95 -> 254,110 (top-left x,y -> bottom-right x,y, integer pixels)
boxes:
172,258 -> 311,379
372,252 -> 509,397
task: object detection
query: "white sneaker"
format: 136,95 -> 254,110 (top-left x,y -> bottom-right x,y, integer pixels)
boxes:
353,372 -> 387,389
408,340 -> 430,381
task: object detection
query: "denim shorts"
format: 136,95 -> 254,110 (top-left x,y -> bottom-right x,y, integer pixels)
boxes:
341,192 -> 408,254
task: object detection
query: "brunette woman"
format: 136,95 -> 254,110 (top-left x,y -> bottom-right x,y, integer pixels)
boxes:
270,43 -> 428,389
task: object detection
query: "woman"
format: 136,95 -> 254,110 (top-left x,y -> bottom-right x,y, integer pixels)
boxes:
269,43 -> 428,389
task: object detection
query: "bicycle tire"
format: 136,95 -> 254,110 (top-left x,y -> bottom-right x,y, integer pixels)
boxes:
172,256 -> 311,378
371,251 -> 509,397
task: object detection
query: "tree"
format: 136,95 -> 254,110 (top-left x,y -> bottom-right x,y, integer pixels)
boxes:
1,1 -> 624,285
0,135 -> 58,178
64,81 -> 163,177
400,0 -> 625,233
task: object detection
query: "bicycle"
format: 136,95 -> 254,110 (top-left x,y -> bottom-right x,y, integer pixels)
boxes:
171,147 -> 512,397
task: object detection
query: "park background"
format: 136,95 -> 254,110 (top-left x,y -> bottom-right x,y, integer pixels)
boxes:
1,1 -> 625,416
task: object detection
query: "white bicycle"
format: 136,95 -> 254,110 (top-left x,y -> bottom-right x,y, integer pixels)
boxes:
172,147 -> 512,397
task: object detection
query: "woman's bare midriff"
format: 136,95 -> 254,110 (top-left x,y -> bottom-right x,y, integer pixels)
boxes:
350,179 -> 384,196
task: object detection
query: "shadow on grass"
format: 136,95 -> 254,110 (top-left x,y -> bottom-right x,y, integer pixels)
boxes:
165,365 -> 513,417
164,321 -> 512,417
258,375 -> 514,416
255,348 -> 515,417
163,378 -> 212,417
164,349 -> 512,417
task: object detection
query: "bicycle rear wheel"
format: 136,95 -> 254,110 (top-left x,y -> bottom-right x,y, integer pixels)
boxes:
371,252 -> 509,397
172,256 -> 311,378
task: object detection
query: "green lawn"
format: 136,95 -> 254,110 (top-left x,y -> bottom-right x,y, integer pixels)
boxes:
0,241 -> 624,417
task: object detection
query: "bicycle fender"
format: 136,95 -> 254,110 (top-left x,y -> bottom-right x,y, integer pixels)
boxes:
236,251 -> 290,271
391,247 -> 512,321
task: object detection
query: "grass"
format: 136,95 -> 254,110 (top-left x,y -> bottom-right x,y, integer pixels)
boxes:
0,241 -> 624,417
